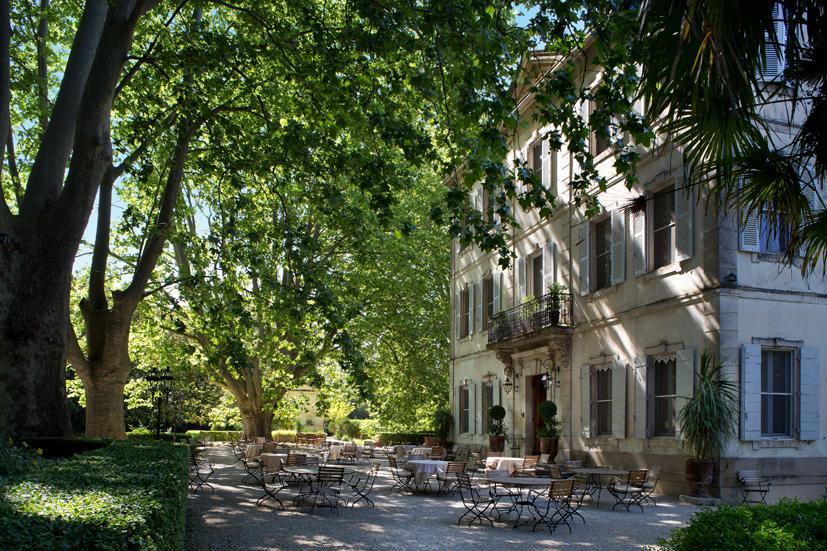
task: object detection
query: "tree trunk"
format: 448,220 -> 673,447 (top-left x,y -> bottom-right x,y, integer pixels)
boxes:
85,378 -> 127,438
0,225 -> 73,437
239,399 -> 273,441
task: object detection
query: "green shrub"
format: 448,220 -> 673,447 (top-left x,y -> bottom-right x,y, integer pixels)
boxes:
659,499 -> 827,551
376,432 -> 434,445
126,431 -> 191,444
17,437 -> 111,459
0,440 -> 38,477
351,419 -> 381,439
185,429 -> 243,442
0,440 -> 188,550
271,429 -> 297,442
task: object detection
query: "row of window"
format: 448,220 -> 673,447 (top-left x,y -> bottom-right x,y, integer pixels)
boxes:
582,344 -> 820,441
456,380 -> 501,435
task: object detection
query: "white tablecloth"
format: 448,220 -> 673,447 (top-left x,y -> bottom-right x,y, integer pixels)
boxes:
485,457 -> 524,474
406,459 -> 449,483
259,453 -> 287,471
409,447 -> 432,458
245,444 -> 263,458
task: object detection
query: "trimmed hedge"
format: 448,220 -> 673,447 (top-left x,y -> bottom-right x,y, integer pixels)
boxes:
126,432 -> 191,444
659,499 -> 827,550
0,440 -> 189,550
376,432 -> 435,445
185,430 -> 243,442
19,437 -> 111,458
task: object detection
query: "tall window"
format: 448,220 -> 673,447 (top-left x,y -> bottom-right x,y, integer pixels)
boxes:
482,275 -> 494,329
759,210 -> 790,254
652,356 -> 677,436
591,367 -> 612,436
594,218 -> 612,291
652,186 -> 675,269
531,253 -> 543,297
481,382 -> 495,434
761,349 -> 794,437
531,140 -> 544,186
460,287 -> 470,338
590,100 -> 611,156
459,385 -> 470,434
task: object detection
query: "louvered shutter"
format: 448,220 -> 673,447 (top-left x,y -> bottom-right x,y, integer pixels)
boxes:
741,344 -> 762,440
611,360 -> 626,439
579,222 -> 590,296
581,364 -> 592,438
675,349 -> 695,439
474,190 -> 482,212
800,347 -> 820,441
674,183 -> 694,261
542,241 -> 555,292
471,382 -> 479,434
466,285 -> 473,336
474,280 -> 483,333
633,357 -> 647,439
454,287 -> 461,341
454,385 -> 461,437
517,256 -> 527,302
739,210 -> 761,252
581,101 -> 590,153
610,209 -> 626,284
492,270 -> 501,314
541,138 -> 552,190
495,379 -> 502,406
632,207 -> 646,275
471,383 -> 484,434
761,3 -> 786,80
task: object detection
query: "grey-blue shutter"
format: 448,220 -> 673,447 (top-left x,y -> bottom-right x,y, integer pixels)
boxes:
633,357 -> 647,439
579,222 -> 590,296
741,344 -> 762,440
610,209 -> 626,285
800,347 -> 820,441
675,349 -> 695,439
611,360 -> 626,439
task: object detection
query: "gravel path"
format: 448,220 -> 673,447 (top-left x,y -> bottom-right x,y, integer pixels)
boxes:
186,446 -> 698,551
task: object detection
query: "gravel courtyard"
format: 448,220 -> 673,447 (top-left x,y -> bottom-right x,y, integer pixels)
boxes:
186,446 -> 699,551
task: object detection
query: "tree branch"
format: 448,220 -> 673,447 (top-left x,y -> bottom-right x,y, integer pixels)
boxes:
66,317 -> 91,382
0,0 -> 12,227
35,0 -> 50,132
21,0 -> 108,216
88,165 -> 114,310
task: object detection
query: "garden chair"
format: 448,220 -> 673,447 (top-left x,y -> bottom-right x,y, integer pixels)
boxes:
387,455 -> 414,492
739,470 -> 771,504
340,442 -> 359,462
539,453 -> 551,465
256,466 -> 288,509
515,455 -> 539,476
428,446 -> 445,460
607,469 -> 647,512
437,461 -> 466,493
286,453 -> 307,467
532,479 -> 575,535
189,454 -> 214,493
307,466 -> 345,514
347,462 -> 381,507
305,455 -> 320,466
566,480 -> 589,524
456,472 -> 497,527
241,455 -> 264,484
641,466 -> 661,505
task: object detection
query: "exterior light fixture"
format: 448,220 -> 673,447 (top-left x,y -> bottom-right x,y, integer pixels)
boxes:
541,358 -> 560,390
146,367 -> 175,439
503,376 -> 513,395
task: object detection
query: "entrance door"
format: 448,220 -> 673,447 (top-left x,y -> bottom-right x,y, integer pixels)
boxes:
531,375 -> 545,454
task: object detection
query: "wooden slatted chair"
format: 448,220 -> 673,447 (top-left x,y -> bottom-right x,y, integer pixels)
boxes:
388,455 -> 414,492
437,461 -> 466,493
739,470 -> 771,504
308,466 -> 345,514
255,466 -> 288,509
456,472 -> 497,527
347,462 -> 381,507
515,455 -> 540,476
532,479 -> 575,535
428,446 -> 445,460
607,469 -> 648,512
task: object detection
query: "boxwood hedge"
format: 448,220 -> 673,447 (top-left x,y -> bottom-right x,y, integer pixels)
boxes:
0,440 -> 189,550
659,499 -> 827,550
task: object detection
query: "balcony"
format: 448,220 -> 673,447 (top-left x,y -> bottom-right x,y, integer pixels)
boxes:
487,291 -> 574,344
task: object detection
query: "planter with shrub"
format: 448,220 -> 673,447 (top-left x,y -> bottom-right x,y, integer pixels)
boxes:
488,405 -> 508,452
537,400 -> 561,460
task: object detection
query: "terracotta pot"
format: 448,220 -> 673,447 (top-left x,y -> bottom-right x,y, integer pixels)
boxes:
686,459 -> 715,497
539,437 -> 559,461
489,435 -> 506,453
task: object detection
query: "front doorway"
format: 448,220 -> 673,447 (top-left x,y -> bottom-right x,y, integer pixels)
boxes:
530,374 -> 546,454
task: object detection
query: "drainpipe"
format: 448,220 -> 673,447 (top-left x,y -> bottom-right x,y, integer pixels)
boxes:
567,148 -> 575,459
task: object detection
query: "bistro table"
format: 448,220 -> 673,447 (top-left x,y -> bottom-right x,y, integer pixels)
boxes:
568,467 -> 629,507
486,457 -> 525,474
408,446 -> 432,458
485,474 -> 563,528
405,459 -> 449,488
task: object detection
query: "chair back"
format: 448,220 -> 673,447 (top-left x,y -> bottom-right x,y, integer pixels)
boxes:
738,469 -> 762,483
287,453 -> 307,467
523,455 -> 539,468
548,479 -> 575,502
305,456 -> 320,466
446,461 -> 466,474
429,446 -> 445,459
318,465 -> 344,484
455,472 -> 473,496
646,466 -> 661,483
563,459 -> 583,469
548,465 -> 565,479
628,469 -> 648,487
539,453 -> 550,464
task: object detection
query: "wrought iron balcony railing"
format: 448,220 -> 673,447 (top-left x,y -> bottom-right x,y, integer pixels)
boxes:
487,291 -> 574,344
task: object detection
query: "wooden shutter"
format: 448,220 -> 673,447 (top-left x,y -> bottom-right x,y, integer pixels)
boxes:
632,207 -> 646,276
581,101 -> 590,153
633,357 -> 647,439
800,347 -> 820,441
761,3 -> 786,80
741,344 -> 762,440
517,256 -> 527,302
610,209 -> 626,285
492,270 -> 501,314
454,384 -> 461,437
454,287 -> 461,341
611,360 -> 626,439
474,280 -> 483,333
580,364 -> 592,438
495,379 -> 502,406
675,349 -> 695,439
739,208 -> 761,252
579,222 -> 590,296
542,241 -> 555,292
541,138 -> 551,190
471,382 -> 479,434
674,183 -> 694,261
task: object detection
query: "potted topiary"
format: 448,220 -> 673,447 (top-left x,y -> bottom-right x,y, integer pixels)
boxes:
537,400 -> 561,460
488,405 -> 508,453
678,351 -> 737,497
546,282 -> 567,325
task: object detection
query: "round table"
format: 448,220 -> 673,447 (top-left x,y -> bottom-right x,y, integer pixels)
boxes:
486,457 -> 525,474
486,474 -> 566,528
486,474 -> 562,487
568,467 -> 630,507
259,453 -> 287,471
405,459 -> 449,485
408,446 -> 432,458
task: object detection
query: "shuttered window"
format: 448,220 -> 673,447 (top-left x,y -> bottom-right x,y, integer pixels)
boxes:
594,218 -> 612,291
531,252 -> 544,297
761,349 -> 794,437
460,286 -> 470,338
481,382 -> 495,435
651,356 -> 677,437
482,275 -> 494,330
459,385 -> 470,434
653,186 -> 676,269
591,366 -> 612,436
532,139 -> 544,187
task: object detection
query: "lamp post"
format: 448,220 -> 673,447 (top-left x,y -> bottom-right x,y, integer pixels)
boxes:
146,367 -> 174,440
